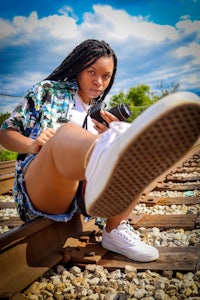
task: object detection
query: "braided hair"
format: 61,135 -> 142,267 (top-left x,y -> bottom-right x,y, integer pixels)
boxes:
45,39 -> 117,102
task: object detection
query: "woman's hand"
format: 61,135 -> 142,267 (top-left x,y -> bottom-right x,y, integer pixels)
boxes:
92,110 -> 119,134
30,128 -> 55,153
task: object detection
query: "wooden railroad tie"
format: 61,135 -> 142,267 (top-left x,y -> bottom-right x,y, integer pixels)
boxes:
63,210 -> 200,272
140,196 -> 200,206
63,237 -> 200,272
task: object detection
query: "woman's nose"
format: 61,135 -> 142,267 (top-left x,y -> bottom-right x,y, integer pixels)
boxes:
94,76 -> 103,86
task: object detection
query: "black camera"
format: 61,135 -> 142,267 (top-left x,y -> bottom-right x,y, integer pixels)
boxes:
89,102 -> 131,126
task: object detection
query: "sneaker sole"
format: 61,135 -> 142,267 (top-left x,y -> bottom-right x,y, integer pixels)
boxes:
86,92 -> 200,217
101,240 -> 159,262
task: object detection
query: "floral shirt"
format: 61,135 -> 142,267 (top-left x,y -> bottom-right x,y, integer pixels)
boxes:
1,80 -> 78,140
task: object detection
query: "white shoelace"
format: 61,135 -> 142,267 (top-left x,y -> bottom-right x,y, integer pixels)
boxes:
109,121 -> 130,133
115,220 -> 141,244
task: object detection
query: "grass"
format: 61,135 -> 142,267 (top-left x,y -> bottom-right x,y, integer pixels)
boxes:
0,149 -> 18,161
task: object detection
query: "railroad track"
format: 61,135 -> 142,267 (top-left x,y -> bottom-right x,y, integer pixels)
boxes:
0,160 -> 15,195
0,151 -> 200,299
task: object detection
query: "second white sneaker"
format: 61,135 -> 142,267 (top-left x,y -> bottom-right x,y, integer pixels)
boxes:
101,220 -> 159,262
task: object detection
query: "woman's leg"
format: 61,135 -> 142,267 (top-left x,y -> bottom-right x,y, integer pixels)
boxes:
24,123 -> 98,214
105,203 -> 136,232
24,122 -> 158,263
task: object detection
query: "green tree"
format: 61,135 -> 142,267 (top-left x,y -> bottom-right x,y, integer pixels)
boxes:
109,81 -> 180,121
108,91 -> 126,107
0,149 -> 17,161
0,112 -> 10,126
156,80 -> 180,98
109,84 -> 157,121
0,112 -> 17,161
127,84 -> 152,106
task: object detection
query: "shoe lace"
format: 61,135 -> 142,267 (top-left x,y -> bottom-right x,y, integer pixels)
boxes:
116,220 -> 140,243
110,121 -> 130,134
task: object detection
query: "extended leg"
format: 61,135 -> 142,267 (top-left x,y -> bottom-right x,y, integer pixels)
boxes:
24,123 -> 98,214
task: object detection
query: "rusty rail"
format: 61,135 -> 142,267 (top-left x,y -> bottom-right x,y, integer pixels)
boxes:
0,160 -> 15,194
0,214 -> 99,299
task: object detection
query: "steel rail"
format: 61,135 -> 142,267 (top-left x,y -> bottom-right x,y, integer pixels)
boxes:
0,214 -> 98,299
0,160 -> 15,194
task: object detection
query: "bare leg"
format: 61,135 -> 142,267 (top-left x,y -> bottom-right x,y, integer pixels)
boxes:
25,122 -> 135,227
25,123 -> 98,214
105,202 -> 137,232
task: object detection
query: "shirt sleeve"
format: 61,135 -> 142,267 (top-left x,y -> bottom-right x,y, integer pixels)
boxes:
1,97 -> 30,134
1,83 -> 43,138
1,80 -> 79,138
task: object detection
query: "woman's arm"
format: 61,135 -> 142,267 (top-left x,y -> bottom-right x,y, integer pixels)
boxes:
0,127 -> 55,154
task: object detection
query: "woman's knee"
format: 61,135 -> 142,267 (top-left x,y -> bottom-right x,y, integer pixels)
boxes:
50,125 -> 97,179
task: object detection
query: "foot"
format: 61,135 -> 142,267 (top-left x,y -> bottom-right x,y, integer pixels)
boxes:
102,220 -> 159,262
85,91 -> 200,217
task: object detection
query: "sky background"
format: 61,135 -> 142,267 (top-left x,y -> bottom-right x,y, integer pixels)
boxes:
0,0 -> 200,113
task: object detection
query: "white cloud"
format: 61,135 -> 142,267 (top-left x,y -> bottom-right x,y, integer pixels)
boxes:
0,5 -> 196,48
58,5 -> 78,20
0,19 -> 15,36
13,12 -> 38,33
0,71 -> 46,96
82,5 -> 179,42
0,10 -> 78,47
176,42 -> 200,64
176,19 -> 200,37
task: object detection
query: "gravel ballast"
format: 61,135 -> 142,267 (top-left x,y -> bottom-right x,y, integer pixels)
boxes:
1,177 -> 200,299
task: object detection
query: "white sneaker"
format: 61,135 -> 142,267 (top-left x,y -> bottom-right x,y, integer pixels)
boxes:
85,92 -> 200,217
102,220 -> 159,262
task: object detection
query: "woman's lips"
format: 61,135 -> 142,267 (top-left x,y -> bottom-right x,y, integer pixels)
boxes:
89,89 -> 102,97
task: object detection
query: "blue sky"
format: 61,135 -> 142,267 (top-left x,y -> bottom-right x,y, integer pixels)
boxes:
0,0 -> 200,112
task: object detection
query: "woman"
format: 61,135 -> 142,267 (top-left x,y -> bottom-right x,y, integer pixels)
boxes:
1,39 -> 200,262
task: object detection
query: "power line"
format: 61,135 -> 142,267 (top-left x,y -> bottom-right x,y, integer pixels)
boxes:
0,94 -> 22,98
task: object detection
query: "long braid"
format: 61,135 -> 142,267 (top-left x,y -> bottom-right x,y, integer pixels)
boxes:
45,39 -> 117,102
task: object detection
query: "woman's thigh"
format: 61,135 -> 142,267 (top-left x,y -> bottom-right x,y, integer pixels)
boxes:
24,123 -> 97,214
24,137 -> 79,214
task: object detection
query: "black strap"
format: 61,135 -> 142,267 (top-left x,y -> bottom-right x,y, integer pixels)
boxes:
82,113 -> 89,130
76,180 -> 90,217
17,153 -> 28,161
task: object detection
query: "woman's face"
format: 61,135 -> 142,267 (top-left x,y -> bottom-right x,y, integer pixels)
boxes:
76,56 -> 114,103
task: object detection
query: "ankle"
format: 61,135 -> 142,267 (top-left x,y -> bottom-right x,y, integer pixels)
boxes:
105,221 -> 125,233
104,226 -> 112,233
105,218 -> 128,233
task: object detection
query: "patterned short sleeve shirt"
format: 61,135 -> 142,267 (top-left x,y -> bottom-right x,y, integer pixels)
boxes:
1,80 -> 78,139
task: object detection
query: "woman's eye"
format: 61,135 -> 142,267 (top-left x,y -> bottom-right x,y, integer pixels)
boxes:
104,74 -> 111,80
